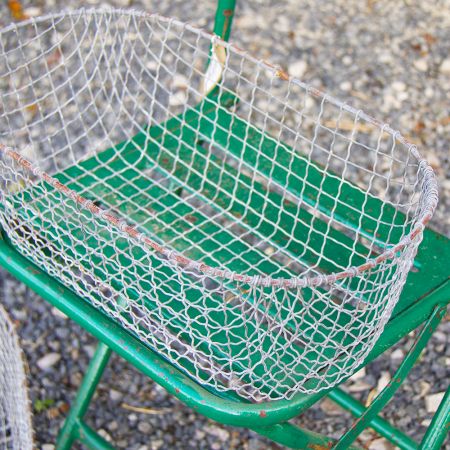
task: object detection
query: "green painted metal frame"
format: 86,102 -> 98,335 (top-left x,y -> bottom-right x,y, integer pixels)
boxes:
1,0 -> 449,448
0,230 -> 448,449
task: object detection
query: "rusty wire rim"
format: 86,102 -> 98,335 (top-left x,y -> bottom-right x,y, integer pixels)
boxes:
0,8 -> 439,289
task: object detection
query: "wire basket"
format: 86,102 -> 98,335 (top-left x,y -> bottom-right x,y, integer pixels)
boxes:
0,9 -> 437,402
0,304 -> 33,449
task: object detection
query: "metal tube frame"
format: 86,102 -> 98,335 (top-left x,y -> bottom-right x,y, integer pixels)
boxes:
1,230 -> 448,449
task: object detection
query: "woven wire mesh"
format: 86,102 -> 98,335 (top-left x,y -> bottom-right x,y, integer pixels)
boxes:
0,8 -> 438,401
0,304 -> 33,450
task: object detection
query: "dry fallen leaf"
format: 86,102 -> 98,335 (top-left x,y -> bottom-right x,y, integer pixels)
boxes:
200,43 -> 226,96
7,0 -> 28,21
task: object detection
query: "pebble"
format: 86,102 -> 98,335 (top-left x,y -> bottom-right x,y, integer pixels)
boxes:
98,429 -> 113,443
350,367 -> 366,380
37,352 -> 61,370
426,151 -> 440,170
369,437 -> 393,449
339,81 -> 352,91
205,425 -> 230,441
439,58 -> 450,75
51,307 -> 68,319
376,371 -> 391,393
128,413 -> 138,424
138,421 -> 152,434
41,445 -> 55,450
108,420 -> 119,432
342,55 -> 353,66
391,81 -> 406,92
390,348 -> 404,360
424,87 -> 434,98
23,7 -> 43,17
288,60 -> 308,79
171,74 -> 189,89
347,380 -> 373,392
109,389 -> 123,401
413,58 -> 428,72
151,440 -> 164,450
425,392 -> 445,413
195,430 -> 206,440
169,91 -> 188,106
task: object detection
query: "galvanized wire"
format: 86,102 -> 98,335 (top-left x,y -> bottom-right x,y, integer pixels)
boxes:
0,304 -> 33,450
0,8 -> 438,401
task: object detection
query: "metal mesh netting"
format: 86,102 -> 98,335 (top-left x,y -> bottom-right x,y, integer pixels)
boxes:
0,9 -> 437,401
0,304 -> 33,449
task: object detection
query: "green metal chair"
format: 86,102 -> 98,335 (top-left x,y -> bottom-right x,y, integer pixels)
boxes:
0,2 -> 448,449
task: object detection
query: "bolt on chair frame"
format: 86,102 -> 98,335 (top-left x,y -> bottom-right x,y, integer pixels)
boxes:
0,1 -> 449,449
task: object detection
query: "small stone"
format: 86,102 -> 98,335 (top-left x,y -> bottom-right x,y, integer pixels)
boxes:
383,93 -> 401,110
376,371 -> 391,392
424,87 -> 434,98
109,389 -> 122,401
169,91 -> 187,106
442,179 -> 450,191
236,14 -> 256,29
108,420 -> 118,432
439,59 -> 450,75
138,421 -> 152,434
51,307 -> 68,319
433,331 -> 447,342
128,413 -> 138,423
146,60 -> 158,71
24,7 -> 42,16
37,352 -> 61,370
378,52 -> 393,64
419,381 -> 432,397
348,381 -> 373,392
350,367 -> 366,380
369,437 -> 393,449
98,429 -> 112,443
42,445 -> 55,450
392,81 -> 406,92
426,152 -> 440,170
414,58 -> 428,72
425,392 -> 445,413
150,440 -> 164,450
289,60 -> 308,79
342,55 -> 353,66
390,348 -> 404,359
195,430 -> 206,440
340,81 -> 352,91
205,425 -> 230,441
171,74 -> 188,89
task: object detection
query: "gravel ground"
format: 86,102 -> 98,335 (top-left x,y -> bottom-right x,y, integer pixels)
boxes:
0,0 -> 449,449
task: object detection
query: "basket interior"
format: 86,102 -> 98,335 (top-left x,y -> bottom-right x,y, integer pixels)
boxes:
0,9 -> 429,401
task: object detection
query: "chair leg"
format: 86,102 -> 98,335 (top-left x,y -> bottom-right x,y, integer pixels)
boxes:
333,305 -> 446,450
56,341 -> 113,450
419,385 -> 450,450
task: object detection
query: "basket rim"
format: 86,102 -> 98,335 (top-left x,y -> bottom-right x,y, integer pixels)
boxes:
0,7 -> 439,289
